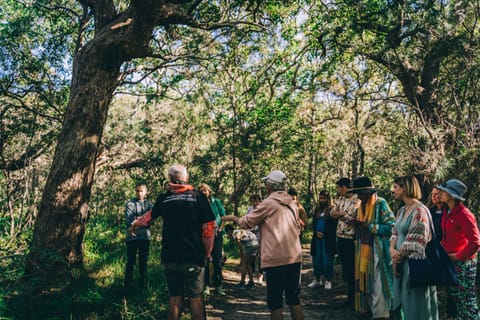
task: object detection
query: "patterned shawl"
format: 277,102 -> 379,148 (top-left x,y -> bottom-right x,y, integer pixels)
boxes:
355,193 -> 377,313
354,195 -> 395,314
392,204 -> 431,259
357,194 -> 377,271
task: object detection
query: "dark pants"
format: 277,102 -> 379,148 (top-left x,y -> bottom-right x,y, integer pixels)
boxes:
125,240 -> 150,289
337,237 -> 355,301
264,262 -> 302,309
164,263 -> 205,298
205,233 -> 223,287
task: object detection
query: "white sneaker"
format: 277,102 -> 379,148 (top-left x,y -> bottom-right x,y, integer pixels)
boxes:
308,280 -> 321,288
203,286 -> 211,295
324,280 -> 332,290
258,274 -> 264,284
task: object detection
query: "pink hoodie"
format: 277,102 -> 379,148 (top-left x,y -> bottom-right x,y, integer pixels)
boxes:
238,191 -> 303,268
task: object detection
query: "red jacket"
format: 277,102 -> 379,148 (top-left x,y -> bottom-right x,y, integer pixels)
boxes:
441,203 -> 480,261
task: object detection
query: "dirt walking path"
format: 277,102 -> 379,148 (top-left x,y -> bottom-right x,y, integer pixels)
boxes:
204,248 -> 357,320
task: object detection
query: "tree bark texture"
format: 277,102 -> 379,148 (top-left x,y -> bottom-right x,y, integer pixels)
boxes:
26,1 -> 189,279
27,43 -> 121,278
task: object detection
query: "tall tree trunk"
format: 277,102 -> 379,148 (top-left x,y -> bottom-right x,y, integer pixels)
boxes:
26,41 -> 122,279
24,0 -> 177,281
24,0 -> 252,281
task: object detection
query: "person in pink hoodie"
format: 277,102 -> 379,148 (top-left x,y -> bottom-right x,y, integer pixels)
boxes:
222,170 -> 304,320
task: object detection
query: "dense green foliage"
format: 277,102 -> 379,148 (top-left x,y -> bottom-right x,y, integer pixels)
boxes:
1,0 -> 480,317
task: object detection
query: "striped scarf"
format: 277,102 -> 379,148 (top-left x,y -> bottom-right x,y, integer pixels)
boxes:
355,193 -> 377,313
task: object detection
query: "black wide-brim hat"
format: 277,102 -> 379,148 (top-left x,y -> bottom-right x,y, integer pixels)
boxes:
347,176 -> 377,195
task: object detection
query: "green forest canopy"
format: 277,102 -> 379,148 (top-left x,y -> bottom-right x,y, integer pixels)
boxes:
1,0 -> 479,288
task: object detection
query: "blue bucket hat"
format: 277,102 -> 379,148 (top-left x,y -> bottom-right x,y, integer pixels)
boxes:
436,179 -> 467,201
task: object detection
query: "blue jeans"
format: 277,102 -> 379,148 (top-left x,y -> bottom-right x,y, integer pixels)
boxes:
312,237 -> 334,280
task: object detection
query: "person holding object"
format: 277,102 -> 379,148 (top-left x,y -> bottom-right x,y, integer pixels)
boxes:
330,177 -> 360,306
129,164 -> 215,320
437,179 -> 480,320
390,175 -> 438,320
123,182 -> 154,294
349,176 -> 395,319
221,170 -> 304,320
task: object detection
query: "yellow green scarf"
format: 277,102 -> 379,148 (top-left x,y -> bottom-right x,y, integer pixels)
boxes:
355,193 -> 377,313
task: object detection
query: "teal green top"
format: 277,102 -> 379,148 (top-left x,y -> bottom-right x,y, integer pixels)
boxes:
210,196 -> 226,231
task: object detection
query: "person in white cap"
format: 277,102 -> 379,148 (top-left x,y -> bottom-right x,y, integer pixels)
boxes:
222,170 -> 304,320
437,179 -> 480,320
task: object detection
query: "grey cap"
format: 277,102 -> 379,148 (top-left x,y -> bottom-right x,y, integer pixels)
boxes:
262,170 -> 287,184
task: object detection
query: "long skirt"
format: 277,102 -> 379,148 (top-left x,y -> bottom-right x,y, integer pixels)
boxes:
311,237 -> 334,280
393,260 -> 438,320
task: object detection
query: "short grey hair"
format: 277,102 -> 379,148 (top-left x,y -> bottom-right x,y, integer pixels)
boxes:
168,164 -> 188,183
265,180 -> 286,192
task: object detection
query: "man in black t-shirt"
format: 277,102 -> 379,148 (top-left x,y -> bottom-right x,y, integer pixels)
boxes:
130,164 -> 215,320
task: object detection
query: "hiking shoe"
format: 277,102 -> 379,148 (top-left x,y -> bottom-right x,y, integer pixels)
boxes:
308,280 -> 322,288
215,287 -> 226,295
246,281 -> 255,289
324,281 -> 332,290
203,286 -> 211,295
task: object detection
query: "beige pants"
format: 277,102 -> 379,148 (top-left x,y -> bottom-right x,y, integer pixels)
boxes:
368,250 -> 390,318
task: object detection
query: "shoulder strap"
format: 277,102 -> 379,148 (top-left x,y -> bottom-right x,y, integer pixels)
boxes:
285,204 -> 298,223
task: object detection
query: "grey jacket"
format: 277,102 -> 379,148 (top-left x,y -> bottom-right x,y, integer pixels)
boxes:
125,198 -> 153,242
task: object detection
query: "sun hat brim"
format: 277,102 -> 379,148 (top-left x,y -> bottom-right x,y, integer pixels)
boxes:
347,187 -> 377,195
436,185 -> 465,201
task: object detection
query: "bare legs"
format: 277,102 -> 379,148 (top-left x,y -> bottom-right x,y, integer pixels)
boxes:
270,305 -> 304,320
167,296 -> 205,320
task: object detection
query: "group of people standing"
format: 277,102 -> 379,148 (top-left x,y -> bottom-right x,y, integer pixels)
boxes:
308,175 -> 480,320
123,164 -> 480,320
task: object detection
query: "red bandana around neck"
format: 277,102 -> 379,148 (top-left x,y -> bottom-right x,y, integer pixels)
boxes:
168,182 -> 194,193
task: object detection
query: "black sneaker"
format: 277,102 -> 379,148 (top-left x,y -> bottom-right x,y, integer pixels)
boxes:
246,281 -> 255,289
237,281 -> 246,289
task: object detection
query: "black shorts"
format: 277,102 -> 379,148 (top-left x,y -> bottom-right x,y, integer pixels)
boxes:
164,263 -> 205,298
264,262 -> 302,309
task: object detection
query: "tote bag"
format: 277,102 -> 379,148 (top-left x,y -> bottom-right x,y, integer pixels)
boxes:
408,213 -> 459,288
